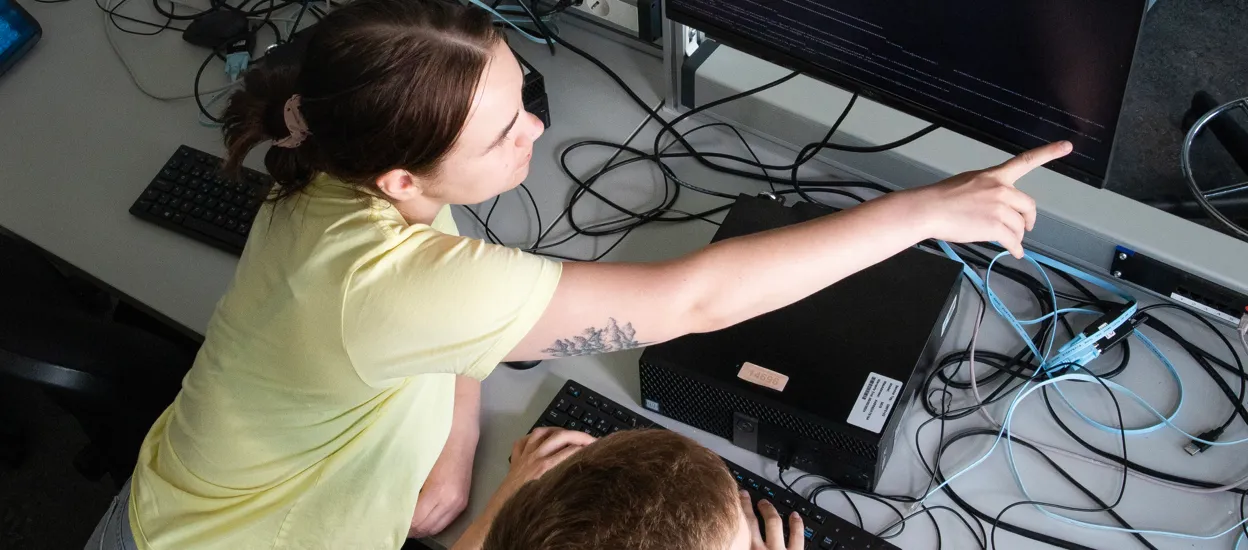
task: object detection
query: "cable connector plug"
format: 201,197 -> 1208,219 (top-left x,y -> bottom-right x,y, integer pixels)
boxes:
1238,308 -> 1248,336
1183,427 -> 1224,456
224,52 -> 250,83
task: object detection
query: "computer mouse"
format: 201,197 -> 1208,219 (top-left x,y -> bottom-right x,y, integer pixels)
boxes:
502,360 -> 543,370
182,10 -> 249,49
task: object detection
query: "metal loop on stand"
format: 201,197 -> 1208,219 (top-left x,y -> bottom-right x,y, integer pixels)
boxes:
1180,97 -> 1248,240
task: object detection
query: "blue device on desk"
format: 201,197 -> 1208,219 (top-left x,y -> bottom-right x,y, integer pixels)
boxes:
0,0 -> 39,78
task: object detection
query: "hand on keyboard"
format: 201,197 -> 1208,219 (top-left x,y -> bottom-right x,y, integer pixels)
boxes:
741,490 -> 806,550
498,428 -> 595,501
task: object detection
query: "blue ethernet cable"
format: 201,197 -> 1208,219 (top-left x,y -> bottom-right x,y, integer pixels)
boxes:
1003,373 -> 1248,540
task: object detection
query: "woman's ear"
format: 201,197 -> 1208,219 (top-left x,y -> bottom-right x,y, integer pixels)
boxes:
375,169 -> 425,202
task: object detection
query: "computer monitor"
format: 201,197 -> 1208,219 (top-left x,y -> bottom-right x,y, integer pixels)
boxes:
0,0 -> 41,78
663,0 -> 1148,187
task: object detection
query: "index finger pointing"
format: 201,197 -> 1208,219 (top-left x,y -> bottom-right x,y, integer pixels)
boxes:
991,141 -> 1073,184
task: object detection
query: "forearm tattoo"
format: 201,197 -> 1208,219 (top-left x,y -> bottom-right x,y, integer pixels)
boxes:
542,318 -> 645,357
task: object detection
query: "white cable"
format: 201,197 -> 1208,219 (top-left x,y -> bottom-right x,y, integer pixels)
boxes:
104,0 -> 236,100
963,298 -> 1248,495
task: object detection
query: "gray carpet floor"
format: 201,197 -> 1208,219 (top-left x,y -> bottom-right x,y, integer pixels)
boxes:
2,2 -> 1245,549
1107,0 -> 1248,201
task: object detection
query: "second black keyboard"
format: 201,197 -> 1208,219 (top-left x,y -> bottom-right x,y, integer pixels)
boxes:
129,145 -> 274,254
531,380 -> 901,550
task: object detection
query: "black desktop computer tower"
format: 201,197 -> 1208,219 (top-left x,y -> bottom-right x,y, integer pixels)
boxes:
638,194 -> 964,491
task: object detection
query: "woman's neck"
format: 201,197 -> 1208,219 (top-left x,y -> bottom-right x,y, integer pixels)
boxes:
394,197 -> 445,226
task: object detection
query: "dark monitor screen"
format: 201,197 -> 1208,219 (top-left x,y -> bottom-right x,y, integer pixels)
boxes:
668,0 -> 1148,186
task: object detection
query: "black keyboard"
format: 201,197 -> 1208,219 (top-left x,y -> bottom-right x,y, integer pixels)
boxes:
531,380 -> 900,550
129,146 -> 273,254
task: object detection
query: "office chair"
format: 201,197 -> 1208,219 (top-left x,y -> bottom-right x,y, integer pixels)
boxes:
0,234 -> 193,483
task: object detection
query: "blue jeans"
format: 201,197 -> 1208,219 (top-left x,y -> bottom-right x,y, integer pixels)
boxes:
84,478 -> 139,550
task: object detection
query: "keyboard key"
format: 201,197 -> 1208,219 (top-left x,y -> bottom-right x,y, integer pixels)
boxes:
173,214 -> 185,224
153,179 -> 173,191
610,426 -> 621,434
544,409 -> 568,427
554,398 -> 570,412
209,187 -> 222,197
236,222 -> 250,235
595,419 -> 610,433
156,195 -> 171,205
225,220 -> 238,230
612,410 -> 636,427
565,385 -> 581,398
142,189 -> 160,200
820,536 -> 836,549
227,207 -> 241,218
764,487 -> 776,499
246,198 -> 261,209
179,203 -> 193,213
798,504 -> 811,516
565,419 -> 580,431
582,412 -> 597,426
812,512 -> 826,525
191,207 -> 205,219
177,174 -> 190,185
215,202 -> 230,213
160,208 -> 175,220
135,200 -> 152,212
213,215 -> 227,226
232,194 -> 248,206
193,193 -> 207,204
160,168 -> 177,180
782,496 -> 796,508
568,405 -> 584,420
586,395 -> 600,408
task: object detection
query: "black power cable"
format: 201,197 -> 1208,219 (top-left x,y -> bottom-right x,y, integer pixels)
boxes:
98,0 -> 185,34
469,4 -> 927,261
194,49 -> 226,123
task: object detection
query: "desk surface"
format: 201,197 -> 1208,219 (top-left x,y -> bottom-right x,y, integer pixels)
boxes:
4,3 -> 1246,549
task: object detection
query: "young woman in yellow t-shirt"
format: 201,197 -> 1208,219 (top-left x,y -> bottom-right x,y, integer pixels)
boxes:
85,0 -> 1071,547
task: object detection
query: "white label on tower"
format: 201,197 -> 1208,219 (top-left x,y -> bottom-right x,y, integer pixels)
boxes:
847,372 -> 903,433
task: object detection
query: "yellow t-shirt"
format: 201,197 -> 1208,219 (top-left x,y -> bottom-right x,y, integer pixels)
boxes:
128,175 -> 561,549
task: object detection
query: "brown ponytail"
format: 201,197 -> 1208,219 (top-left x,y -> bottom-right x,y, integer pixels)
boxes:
222,61 -> 316,198
220,0 -> 503,200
